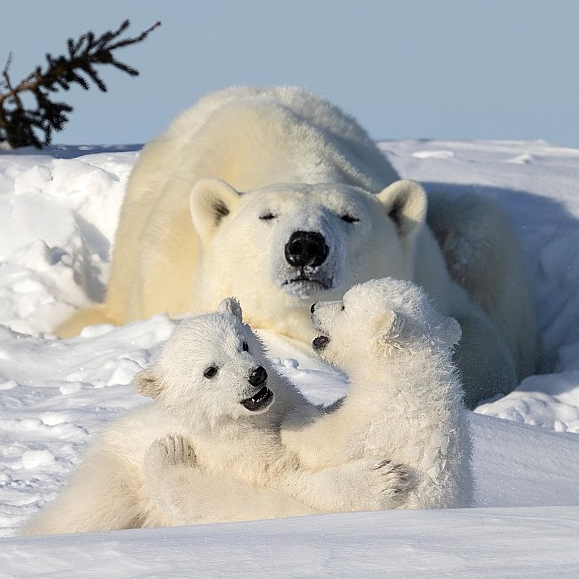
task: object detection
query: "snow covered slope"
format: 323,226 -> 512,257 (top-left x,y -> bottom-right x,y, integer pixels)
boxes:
2,506 -> 579,578
1,140 -> 578,577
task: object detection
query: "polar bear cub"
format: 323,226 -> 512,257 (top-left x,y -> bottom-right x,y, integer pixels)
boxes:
21,299 -> 409,535
282,278 -> 473,509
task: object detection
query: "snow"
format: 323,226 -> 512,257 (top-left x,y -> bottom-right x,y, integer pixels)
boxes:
2,507 -> 579,578
1,139 -> 579,576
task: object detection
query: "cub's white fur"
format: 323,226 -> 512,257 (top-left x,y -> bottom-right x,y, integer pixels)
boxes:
58,86 -> 537,408
283,278 -> 473,509
21,299 -> 408,535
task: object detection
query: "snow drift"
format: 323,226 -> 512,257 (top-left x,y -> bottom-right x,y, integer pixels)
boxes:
1,139 -> 578,577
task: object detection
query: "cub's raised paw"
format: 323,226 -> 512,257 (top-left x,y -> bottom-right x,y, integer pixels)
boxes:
147,435 -> 197,468
372,459 -> 412,507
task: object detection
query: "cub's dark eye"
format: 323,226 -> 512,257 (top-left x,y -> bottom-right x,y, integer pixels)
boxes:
259,212 -> 277,221
341,214 -> 359,224
242,341 -> 249,352
341,304 -> 345,311
204,366 -> 218,379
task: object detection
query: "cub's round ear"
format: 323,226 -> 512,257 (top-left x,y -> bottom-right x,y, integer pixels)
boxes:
376,180 -> 427,238
218,297 -> 243,321
377,310 -> 405,348
440,317 -> 462,347
132,368 -> 164,399
190,178 -> 241,238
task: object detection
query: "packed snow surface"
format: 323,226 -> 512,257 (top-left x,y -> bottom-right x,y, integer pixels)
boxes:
1,140 -> 579,577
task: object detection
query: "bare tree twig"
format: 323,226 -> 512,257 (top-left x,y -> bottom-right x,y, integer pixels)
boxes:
0,19 -> 161,148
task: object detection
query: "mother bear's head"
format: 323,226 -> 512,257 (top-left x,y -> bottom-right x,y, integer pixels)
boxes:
189,178 -> 427,342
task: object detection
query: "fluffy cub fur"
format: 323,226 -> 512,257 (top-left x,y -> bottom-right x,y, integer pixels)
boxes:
282,278 -> 473,509
21,299 -> 408,535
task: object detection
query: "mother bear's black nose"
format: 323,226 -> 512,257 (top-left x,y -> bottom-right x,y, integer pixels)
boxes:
249,366 -> 268,387
285,231 -> 329,268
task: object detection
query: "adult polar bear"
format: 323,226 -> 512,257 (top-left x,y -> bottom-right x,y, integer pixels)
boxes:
59,86 -> 537,407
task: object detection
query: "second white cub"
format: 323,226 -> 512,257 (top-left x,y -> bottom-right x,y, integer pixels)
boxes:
283,278 -> 473,509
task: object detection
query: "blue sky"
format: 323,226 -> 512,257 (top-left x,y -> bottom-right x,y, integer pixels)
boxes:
3,0 -> 578,147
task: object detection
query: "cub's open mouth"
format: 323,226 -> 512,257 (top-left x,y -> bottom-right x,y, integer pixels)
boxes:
241,386 -> 274,412
312,335 -> 330,351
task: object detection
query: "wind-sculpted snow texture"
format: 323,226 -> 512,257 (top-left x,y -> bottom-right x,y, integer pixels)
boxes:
1,140 -> 579,576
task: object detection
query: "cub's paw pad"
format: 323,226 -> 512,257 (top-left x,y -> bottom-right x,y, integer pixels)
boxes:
148,435 -> 196,467
373,460 -> 412,503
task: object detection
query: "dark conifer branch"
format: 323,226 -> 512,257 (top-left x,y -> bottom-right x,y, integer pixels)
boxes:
0,20 -> 161,148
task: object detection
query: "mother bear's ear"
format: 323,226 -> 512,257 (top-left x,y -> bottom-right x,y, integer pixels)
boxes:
190,178 -> 242,238
376,180 -> 427,238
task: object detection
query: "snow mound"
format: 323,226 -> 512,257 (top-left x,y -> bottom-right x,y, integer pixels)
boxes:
1,141 -> 579,577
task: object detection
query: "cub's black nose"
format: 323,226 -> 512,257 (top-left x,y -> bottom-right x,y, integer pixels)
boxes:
285,231 -> 329,268
249,366 -> 268,387
312,335 -> 330,351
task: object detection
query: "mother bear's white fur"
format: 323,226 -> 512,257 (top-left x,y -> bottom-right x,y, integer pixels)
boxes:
21,299 -> 409,535
58,86 -> 537,407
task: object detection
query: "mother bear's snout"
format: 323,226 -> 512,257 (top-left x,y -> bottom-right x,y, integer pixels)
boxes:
249,366 -> 268,387
284,231 -> 329,268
